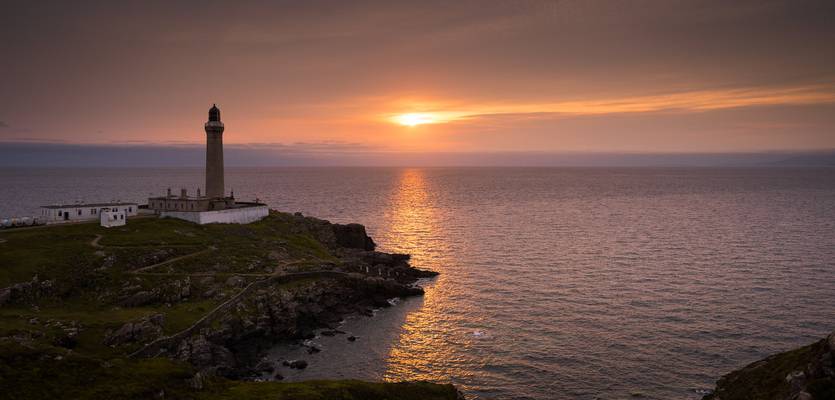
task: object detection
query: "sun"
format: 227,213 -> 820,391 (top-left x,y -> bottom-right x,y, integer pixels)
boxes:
394,113 -> 435,126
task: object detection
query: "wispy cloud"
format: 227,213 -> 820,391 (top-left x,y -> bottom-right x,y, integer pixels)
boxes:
384,84 -> 835,123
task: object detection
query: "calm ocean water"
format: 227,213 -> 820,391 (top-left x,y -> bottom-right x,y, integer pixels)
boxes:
2,167 -> 835,399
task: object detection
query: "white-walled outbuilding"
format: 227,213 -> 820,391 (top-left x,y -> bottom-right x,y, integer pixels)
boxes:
99,208 -> 127,228
40,202 -> 138,223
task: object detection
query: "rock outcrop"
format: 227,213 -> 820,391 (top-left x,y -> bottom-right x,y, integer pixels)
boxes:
704,331 -> 835,400
122,215 -> 437,379
104,314 -> 165,346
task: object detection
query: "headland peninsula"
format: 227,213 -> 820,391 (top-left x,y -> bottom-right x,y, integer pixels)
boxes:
0,211 -> 460,400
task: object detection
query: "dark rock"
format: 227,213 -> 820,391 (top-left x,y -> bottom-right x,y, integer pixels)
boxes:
225,276 -> 245,287
103,314 -> 164,346
188,372 -> 205,390
347,336 -> 357,342
176,334 -> 236,373
703,329 -> 835,400
53,334 -> 78,349
254,361 -> 275,374
288,360 -> 308,369
307,346 -> 321,354
332,223 -> 376,251
273,372 -> 284,380
0,287 -> 11,306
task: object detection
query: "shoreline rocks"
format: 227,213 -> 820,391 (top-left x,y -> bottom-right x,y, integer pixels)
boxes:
704,330 -> 835,400
128,215 -> 439,379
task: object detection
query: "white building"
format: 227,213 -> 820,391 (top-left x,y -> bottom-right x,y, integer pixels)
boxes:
40,202 -> 138,223
160,202 -> 268,225
99,208 -> 127,228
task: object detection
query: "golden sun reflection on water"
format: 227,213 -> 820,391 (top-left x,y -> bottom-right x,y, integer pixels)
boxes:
376,169 -> 468,384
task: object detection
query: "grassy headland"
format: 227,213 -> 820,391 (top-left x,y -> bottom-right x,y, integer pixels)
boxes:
0,212 -> 454,400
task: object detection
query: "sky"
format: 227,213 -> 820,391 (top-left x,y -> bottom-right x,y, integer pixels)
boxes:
1,0 -> 835,166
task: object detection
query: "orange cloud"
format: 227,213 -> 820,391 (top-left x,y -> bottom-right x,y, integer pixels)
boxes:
383,84 -> 835,124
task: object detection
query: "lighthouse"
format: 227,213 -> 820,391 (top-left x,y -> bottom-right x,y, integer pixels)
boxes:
205,104 -> 225,199
146,104 -> 268,224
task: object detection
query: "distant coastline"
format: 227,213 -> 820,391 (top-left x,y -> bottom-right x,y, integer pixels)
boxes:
1,141 -> 834,167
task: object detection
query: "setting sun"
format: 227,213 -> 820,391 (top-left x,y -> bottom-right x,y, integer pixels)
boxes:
394,113 -> 435,126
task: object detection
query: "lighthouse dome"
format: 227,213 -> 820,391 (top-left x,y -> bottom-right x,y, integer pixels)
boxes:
208,104 -> 221,122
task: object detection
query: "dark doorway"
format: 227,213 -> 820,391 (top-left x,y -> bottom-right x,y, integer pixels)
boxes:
63,212 -> 69,221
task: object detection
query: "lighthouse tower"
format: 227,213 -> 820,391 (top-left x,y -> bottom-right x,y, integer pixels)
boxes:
205,104 -> 225,199
147,103 -> 268,224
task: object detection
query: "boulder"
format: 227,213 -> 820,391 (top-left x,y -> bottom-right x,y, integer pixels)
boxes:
103,314 -> 164,346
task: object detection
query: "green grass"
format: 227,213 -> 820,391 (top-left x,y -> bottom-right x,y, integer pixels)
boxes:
0,223 -> 100,287
206,380 -> 460,400
0,342 -> 459,400
0,342 -> 196,400
0,213 -> 342,356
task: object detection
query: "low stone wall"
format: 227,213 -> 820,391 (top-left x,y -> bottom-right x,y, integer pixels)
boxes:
161,205 -> 268,225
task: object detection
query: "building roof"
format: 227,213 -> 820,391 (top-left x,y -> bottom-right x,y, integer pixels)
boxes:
40,202 -> 138,209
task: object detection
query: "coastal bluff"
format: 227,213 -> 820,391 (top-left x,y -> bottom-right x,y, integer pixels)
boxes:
0,211 -> 459,400
704,331 -> 835,400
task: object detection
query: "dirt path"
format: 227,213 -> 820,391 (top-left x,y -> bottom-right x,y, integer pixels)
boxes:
90,234 -> 103,248
130,248 -> 213,273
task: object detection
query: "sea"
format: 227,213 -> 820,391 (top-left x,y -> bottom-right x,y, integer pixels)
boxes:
2,167 -> 834,399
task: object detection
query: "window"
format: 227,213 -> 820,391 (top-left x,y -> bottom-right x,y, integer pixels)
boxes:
77,209 -> 82,216
128,207 -> 132,212
91,208 -> 97,214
